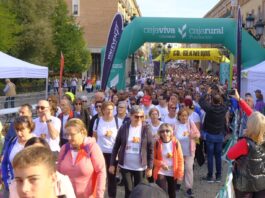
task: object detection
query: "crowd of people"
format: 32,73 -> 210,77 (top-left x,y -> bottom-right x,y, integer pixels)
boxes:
1,66 -> 265,198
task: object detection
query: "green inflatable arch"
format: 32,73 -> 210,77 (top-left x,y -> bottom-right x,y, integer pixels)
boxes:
106,17 -> 265,89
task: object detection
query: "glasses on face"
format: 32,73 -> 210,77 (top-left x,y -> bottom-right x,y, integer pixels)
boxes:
170,107 -> 177,110
134,115 -> 144,119
75,103 -> 82,106
160,129 -> 171,134
65,132 -> 80,139
47,99 -> 52,102
82,100 -> 87,103
36,106 -> 48,111
118,106 -> 126,109
96,105 -> 102,108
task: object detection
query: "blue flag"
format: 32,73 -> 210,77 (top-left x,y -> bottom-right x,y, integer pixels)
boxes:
101,13 -> 123,90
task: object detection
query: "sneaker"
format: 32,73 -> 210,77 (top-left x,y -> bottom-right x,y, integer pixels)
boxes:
186,189 -> 194,198
215,176 -> 222,183
202,175 -> 214,183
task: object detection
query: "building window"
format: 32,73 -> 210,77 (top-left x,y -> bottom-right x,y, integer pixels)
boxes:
72,0 -> 80,16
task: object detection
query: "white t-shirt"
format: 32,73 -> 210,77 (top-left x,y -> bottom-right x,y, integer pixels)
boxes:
93,117 -> 122,153
158,141 -> 174,177
175,123 -> 191,156
162,115 -> 177,129
120,125 -> 146,171
33,116 -> 61,152
189,111 -> 200,124
156,105 -> 168,120
141,104 -> 155,119
9,139 -> 24,163
148,121 -> 163,137
61,114 -> 69,139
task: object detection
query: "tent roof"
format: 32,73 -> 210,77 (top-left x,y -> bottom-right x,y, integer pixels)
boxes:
0,51 -> 48,79
243,60 -> 265,73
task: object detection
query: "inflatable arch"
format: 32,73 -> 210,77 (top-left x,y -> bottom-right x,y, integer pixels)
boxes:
106,17 -> 265,89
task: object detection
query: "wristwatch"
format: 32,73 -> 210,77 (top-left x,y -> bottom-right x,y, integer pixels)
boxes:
46,119 -> 52,123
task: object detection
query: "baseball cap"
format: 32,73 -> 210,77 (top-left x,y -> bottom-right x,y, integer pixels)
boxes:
141,95 -> 151,106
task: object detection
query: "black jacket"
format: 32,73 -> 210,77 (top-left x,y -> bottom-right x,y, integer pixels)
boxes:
110,121 -> 154,169
199,94 -> 228,134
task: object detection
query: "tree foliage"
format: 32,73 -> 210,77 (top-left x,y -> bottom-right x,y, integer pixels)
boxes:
1,0 -> 91,74
51,0 -> 91,74
0,1 -> 20,53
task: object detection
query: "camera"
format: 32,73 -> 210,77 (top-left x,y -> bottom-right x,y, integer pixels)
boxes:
228,89 -> 235,95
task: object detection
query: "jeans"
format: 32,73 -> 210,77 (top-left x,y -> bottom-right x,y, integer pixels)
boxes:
205,132 -> 224,178
120,168 -> 145,198
4,96 -> 15,108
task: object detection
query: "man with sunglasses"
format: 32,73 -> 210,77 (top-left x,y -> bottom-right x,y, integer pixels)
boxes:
88,101 -> 103,137
32,100 -> 61,156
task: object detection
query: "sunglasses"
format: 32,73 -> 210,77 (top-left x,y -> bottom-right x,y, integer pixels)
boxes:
75,103 -> 82,105
118,106 -> 126,108
134,115 -> 144,119
36,106 -> 48,111
82,100 -> 87,103
96,105 -> 102,108
160,129 -> 171,134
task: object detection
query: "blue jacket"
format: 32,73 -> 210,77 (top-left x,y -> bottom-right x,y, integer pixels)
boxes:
2,136 -> 18,190
1,122 -> 16,156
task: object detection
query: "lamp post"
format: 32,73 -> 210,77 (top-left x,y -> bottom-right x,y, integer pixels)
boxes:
129,14 -> 136,87
157,43 -> 172,82
245,13 -> 265,41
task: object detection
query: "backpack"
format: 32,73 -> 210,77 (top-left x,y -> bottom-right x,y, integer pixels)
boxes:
95,115 -> 119,131
60,142 -> 92,161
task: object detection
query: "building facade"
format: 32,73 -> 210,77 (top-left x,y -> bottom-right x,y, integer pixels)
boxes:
65,0 -> 141,79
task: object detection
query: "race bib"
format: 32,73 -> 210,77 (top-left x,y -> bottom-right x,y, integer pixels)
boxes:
126,141 -> 140,154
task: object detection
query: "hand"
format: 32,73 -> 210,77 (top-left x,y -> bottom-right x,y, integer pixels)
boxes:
162,164 -> 169,170
109,165 -> 115,175
233,89 -> 240,101
145,168 -> 152,177
207,87 -> 212,94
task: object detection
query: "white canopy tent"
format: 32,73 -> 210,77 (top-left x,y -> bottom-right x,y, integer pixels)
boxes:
241,60 -> 265,98
0,51 -> 49,98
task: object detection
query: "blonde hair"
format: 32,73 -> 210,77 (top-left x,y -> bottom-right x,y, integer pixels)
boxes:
13,146 -> 56,174
245,112 -> 265,145
101,101 -> 114,115
158,123 -> 174,138
65,118 -> 88,136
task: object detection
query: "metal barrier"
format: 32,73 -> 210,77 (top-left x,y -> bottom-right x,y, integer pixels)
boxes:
216,110 -> 240,198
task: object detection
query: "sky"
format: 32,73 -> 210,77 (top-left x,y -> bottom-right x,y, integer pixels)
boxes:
136,0 -> 220,18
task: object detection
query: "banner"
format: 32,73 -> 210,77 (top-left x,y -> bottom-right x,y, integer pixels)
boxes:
101,13 -> 123,90
236,7 -> 242,94
59,52 -> 64,99
164,48 -> 225,63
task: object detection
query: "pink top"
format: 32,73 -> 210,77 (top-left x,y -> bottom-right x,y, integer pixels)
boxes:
57,137 -> 106,198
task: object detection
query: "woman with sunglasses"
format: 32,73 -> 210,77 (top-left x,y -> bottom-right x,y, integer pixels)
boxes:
174,108 -> 200,197
93,101 -> 122,198
162,103 -> 178,129
58,118 -> 106,198
73,98 -> 91,133
153,123 -> 184,198
109,105 -> 153,198
2,116 -> 35,198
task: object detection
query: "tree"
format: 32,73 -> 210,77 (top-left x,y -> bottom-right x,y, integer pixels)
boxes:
7,0 -> 56,65
51,0 -> 92,74
0,1 -> 20,53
